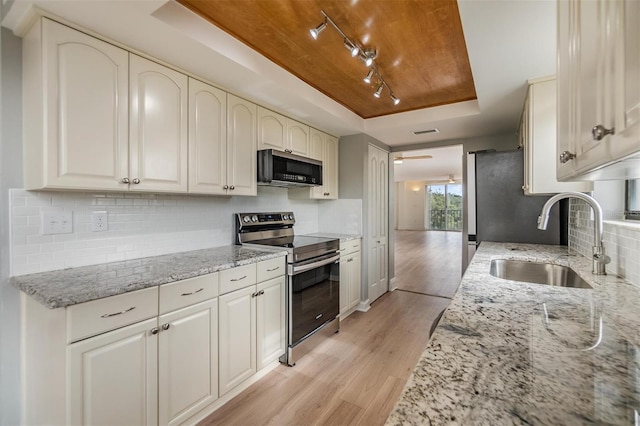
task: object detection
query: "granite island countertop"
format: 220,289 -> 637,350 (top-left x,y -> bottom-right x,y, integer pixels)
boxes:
387,242 -> 640,425
11,245 -> 288,309
305,232 -> 361,242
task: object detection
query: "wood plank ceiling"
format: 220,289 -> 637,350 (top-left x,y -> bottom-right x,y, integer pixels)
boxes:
178,0 -> 477,119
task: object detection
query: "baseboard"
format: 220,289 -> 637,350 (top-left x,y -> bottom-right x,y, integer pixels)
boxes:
180,359 -> 281,425
357,299 -> 370,312
389,277 -> 397,291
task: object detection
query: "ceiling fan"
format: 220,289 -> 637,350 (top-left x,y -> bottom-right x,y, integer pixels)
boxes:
393,154 -> 433,164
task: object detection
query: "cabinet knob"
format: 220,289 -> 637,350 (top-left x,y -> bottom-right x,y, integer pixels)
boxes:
150,327 -> 159,335
223,185 -> 229,190
132,178 -> 141,184
121,177 -> 130,184
230,185 -> 235,190
162,323 -> 170,331
591,124 -> 615,141
285,149 -> 292,153
559,151 -> 576,164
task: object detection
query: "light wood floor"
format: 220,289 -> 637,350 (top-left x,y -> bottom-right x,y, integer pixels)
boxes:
200,231 -> 461,426
394,230 -> 462,298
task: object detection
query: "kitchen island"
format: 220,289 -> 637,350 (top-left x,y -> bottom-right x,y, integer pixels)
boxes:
387,242 -> 640,425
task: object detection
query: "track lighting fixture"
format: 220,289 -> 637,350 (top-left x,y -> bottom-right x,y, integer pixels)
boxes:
310,19 -> 327,40
343,39 -> 359,57
310,11 -> 399,106
363,69 -> 374,84
374,83 -> 383,98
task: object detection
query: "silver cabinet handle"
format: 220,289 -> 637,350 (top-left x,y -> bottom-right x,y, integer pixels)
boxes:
347,258 -> 353,262
259,290 -> 265,296
353,245 -> 359,248
592,124 -> 615,141
132,178 -> 141,184
121,177 -> 130,184
101,306 -> 135,318
150,327 -> 159,335
285,149 -> 292,153
162,323 -> 170,331
230,275 -> 247,282
223,185 -> 229,190
559,151 -> 576,163
266,267 -> 280,272
181,288 -> 204,296
251,291 -> 258,298
229,185 -> 235,190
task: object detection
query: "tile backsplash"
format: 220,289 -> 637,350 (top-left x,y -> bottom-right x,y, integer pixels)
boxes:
569,199 -> 640,287
10,187 -> 362,276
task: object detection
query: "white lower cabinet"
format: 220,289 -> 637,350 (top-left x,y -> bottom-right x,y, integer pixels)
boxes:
219,274 -> 286,395
22,258 -> 286,425
67,317 -> 159,426
339,239 -> 362,319
158,299 -> 218,426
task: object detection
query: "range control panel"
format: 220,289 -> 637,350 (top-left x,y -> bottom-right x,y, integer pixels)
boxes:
236,212 -> 295,229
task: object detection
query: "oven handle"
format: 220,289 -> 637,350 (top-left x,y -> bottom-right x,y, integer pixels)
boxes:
290,253 -> 340,275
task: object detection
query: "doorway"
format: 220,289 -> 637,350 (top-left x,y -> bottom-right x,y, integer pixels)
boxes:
393,145 -> 463,297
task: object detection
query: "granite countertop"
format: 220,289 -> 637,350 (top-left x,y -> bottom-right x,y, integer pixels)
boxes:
387,242 -> 640,425
11,245 -> 287,309
305,232 -> 361,242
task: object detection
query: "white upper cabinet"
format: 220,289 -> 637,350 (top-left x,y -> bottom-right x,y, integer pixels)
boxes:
286,118 -> 310,157
188,78 -> 228,195
557,0 -> 640,180
296,129 -> 339,200
521,77 -> 592,194
257,107 -> 287,152
227,94 -> 258,196
24,18 -> 129,191
129,55 -> 188,193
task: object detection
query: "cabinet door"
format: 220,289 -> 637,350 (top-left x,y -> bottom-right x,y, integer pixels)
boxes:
42,19 -> 129,190
339,258 -> 349,316
348,251 -> 361,309
67,318 -> 158,426
219,285 -> 256,395
286,118 -> 310,157
227,94 -> 257,196
257,107 -> 287,151
309,129 -> 326,199
368,145 -> 389,303
158,298 -> 218,426
256,276 -> 286,370
323,135 -> 339,199
130,54 -> 188,193
188,78 -> 227,195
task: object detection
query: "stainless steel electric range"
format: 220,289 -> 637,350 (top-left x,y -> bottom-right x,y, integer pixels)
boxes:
236,212 -> 340,366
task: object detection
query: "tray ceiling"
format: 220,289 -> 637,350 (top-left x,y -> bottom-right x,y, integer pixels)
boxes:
177,0 -> 477,119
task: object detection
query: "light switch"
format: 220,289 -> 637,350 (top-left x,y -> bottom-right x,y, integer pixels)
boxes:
41,211 -> 73,235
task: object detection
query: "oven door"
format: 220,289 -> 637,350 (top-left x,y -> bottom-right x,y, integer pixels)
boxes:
289,253 -> 340,346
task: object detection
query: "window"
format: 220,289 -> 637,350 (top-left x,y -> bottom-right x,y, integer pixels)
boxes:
625,179 -> 640,220
426,184 -> 462,231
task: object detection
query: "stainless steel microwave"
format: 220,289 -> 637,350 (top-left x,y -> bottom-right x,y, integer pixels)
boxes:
257,149 -> 323,187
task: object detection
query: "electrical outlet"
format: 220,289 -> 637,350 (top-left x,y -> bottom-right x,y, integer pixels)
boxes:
91,211 -> 108,232
41,211 -> 73,235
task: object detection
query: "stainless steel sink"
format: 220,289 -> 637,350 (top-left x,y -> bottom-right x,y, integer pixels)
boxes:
489,259 -> 592,289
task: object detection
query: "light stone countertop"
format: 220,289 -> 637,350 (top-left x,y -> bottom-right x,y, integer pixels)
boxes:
386,242 -> 640,425
11,245 -> 287,309
305,232 -> 361,242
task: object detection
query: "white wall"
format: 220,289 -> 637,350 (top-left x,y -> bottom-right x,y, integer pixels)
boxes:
1,24 -> 23,425
396,181 -> 427,230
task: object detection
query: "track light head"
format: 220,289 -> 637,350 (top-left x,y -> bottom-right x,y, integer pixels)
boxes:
343,39 -> 359,57
391,94 -> 400,105
374,83 -> 383,98
310,20 -> 327,40
364,69 -> 374,84
363,49 -> 377,67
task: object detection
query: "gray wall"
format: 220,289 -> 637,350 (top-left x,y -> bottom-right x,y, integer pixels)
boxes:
1,25 -> 23,425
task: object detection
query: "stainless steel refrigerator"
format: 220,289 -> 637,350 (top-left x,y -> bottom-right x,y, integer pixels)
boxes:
462,150 -> 566,270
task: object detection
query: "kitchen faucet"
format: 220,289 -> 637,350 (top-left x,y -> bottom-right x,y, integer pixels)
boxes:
537,192 -> 608,275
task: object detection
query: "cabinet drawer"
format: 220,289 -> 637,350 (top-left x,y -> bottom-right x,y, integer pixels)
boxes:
159,273 -> 219,314
219,264 -> 257,295
66,287 -> 159,343
257,257 -> 286,282
340,239 -> 361,256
